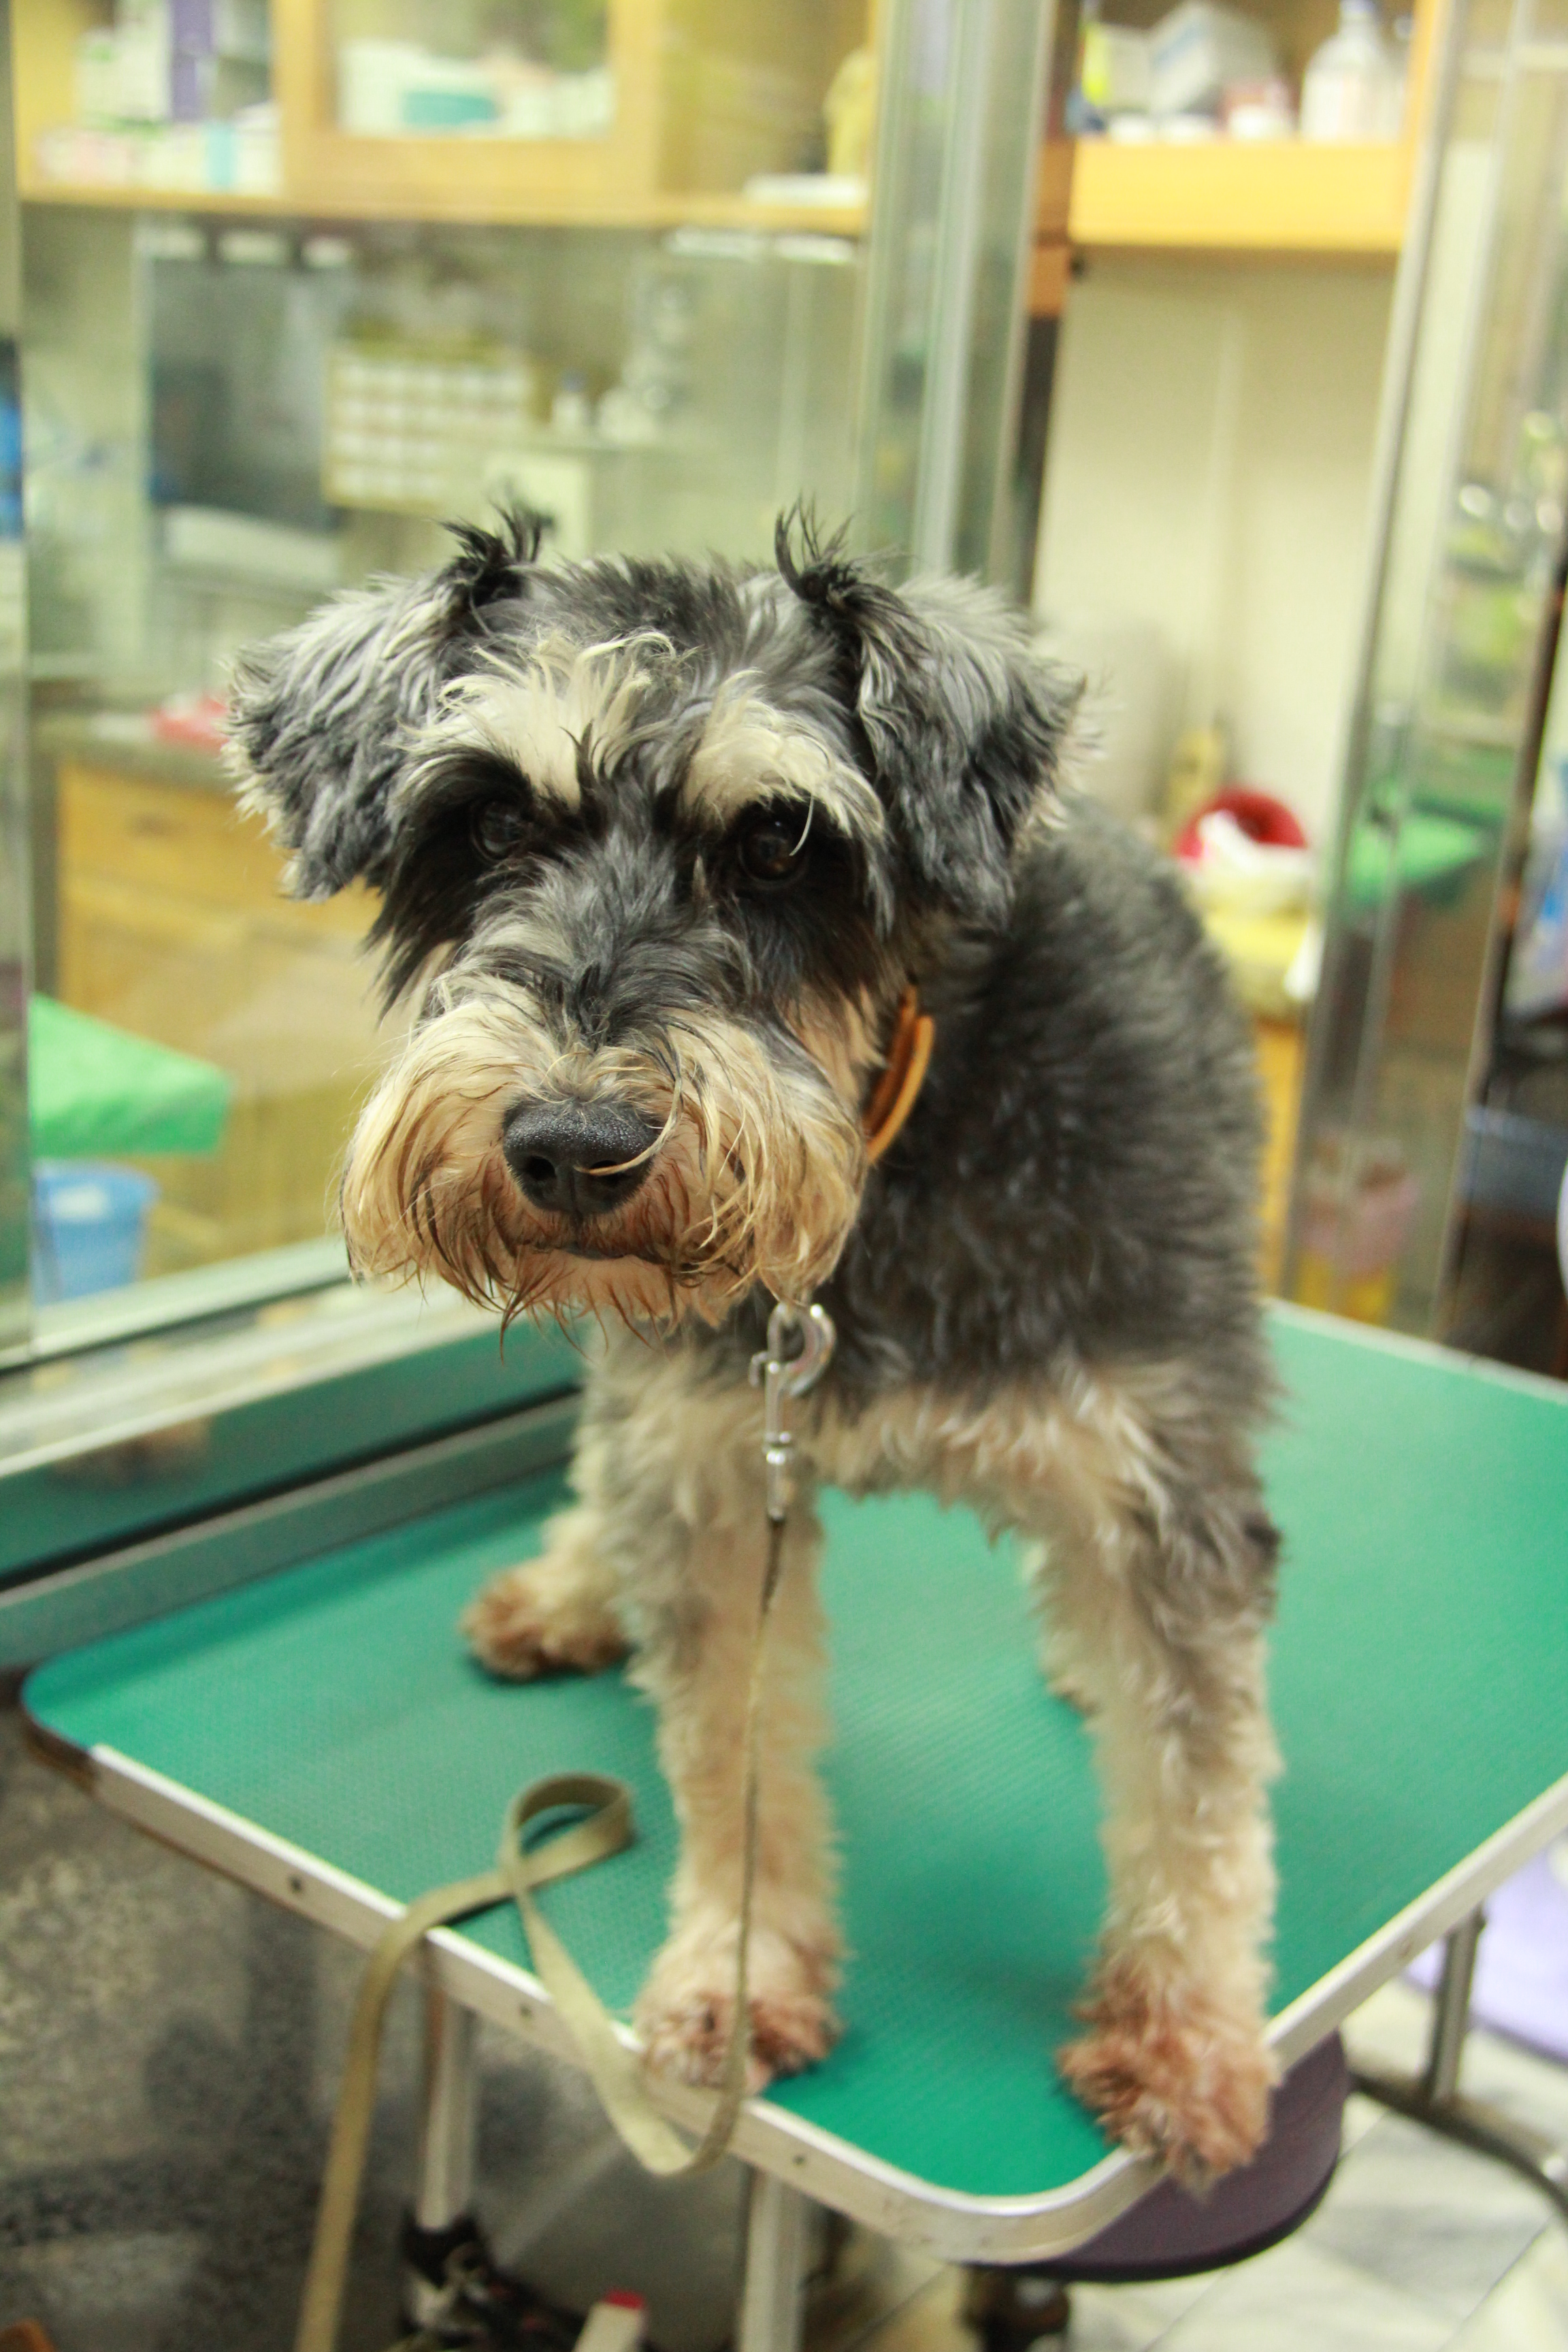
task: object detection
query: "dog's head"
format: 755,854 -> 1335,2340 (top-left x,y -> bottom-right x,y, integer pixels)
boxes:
228,511 -> 1076,1329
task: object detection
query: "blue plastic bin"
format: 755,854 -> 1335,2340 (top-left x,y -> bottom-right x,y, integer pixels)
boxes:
32,1161 -> 159,1303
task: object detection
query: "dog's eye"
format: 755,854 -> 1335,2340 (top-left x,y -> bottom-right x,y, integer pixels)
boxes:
471,800 -> 528,861
737,812 -> 808,887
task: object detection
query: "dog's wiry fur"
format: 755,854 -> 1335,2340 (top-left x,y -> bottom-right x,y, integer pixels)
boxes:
229,511 -> 1281,2181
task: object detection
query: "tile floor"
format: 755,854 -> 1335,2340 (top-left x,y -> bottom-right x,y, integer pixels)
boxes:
3,1688 -> 1566,2352
804,1984 -> 1568,2352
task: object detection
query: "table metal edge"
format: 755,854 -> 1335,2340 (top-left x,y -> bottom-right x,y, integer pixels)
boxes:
71,1742 -> 1157,2261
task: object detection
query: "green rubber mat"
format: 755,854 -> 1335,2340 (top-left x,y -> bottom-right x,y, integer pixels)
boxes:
25,1313 -> 1568,2203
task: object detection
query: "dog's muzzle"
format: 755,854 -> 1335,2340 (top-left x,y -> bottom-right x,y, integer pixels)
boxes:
501,1098 -> 659,1220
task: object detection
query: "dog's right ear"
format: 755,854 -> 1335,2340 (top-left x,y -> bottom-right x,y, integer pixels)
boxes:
227,508 -> 544,898
774,509 -> 1077,928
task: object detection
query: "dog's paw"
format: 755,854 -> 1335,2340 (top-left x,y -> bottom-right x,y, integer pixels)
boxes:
461,1558 -> 627,1682
640,1984 -> 840,2092
636,1924 -> 840,2091
1059,1964 -> 1276,2186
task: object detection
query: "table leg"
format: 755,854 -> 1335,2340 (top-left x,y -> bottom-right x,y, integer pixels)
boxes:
738,2173 -> 811,2352
404,1987 -> 482,2328
416,1987 -> 479,2228
1353,1908 -> 1568,2227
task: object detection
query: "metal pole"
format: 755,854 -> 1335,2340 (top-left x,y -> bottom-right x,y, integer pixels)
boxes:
1421,1910 -> 1484,2106
0,0 -> 31,1367
738,2172 -> 811,2352
1281,0 -> 1475,1299
909,0 -> 1000,572
414,1987 -> 478,2232
1355,1903 -> 1568,2228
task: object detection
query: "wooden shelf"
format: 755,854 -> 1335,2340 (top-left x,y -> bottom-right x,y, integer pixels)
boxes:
650,189 -> 865,238
1068,137 -> 1416,255
1061,0 -> 1444,256
16,165 -> 868,238
18,170 -> 291,216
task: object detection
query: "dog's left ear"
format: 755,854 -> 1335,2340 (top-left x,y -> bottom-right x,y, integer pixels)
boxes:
776,515 -> 1077,924
227,508 -> 544,898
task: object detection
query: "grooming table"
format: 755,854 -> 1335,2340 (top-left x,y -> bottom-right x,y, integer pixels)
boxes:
22,1308 -> 1568,2343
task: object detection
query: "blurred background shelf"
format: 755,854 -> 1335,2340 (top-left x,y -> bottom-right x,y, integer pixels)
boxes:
17,175 -> 288,214
14,173 -> 868,235
1063,0 -> 1442,256
16,0 -> 870,235
1068,136 -> 1418,254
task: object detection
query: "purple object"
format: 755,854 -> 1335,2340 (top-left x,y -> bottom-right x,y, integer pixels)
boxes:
1049,2035 -> 1349,2280
1409,1846 -> 1568,2061
171,0 -> 214,122
171,0 -> 214,45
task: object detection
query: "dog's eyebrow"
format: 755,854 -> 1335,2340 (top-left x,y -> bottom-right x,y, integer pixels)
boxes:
402,638 -> 661,815
683,682 -> 884,843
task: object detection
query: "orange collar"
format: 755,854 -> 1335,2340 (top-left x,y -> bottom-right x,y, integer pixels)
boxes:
862,985 -> 935,1164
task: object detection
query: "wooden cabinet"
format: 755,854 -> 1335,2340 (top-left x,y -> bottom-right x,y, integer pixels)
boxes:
15,0 -> 872,233
56,760 -> 386,1275
17,0 -> 1443,257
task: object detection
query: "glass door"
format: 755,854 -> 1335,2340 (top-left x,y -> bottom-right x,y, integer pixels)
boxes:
1285,0 -> 1568,1340
0,0 -> 20,1359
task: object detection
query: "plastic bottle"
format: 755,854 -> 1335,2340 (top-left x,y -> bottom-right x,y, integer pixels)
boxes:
1299,0 -> 1404,142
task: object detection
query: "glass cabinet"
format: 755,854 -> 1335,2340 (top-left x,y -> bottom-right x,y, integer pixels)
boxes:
1286,0 -> 1568,1362
3,0 -> 1058,1338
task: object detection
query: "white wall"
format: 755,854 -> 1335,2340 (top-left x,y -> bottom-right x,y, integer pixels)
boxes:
1034,257 -> 1395,845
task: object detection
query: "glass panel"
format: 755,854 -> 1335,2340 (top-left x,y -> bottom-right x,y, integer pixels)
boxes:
853,0 -> 1060,576
8,3 -> 856,1320
1440,576 -> 1568,1371
10,0 -> 1053,1334
1286,0 -> 1568,1337
0,1 -> 25,1361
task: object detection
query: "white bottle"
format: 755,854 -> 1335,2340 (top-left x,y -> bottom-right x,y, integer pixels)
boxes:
1300,0 -> 1405,141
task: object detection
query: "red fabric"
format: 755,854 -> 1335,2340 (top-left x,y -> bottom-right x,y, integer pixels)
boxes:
1175,787 -> 1309,862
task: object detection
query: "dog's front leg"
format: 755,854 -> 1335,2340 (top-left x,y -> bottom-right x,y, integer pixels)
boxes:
1028,1387 -> 1280,2183
464,1392 -> 631,1679
619,1394 -> 840,2089
467,1348 -> 840,2082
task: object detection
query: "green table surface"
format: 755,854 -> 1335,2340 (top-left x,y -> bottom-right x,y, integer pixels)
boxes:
30,994 -> 232,1158
24,1313 -> 1568,2206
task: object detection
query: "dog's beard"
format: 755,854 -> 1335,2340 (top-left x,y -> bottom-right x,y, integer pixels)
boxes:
339,982 -> 870,1330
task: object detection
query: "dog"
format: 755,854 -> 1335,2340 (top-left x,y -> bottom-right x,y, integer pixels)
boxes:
228,510 -> 1280,2183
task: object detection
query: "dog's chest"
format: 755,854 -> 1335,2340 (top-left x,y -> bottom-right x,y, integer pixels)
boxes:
806,1378 -> 1087,1526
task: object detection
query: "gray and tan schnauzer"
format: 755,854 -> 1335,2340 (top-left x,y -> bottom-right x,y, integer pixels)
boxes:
229,512 -> 1279,2182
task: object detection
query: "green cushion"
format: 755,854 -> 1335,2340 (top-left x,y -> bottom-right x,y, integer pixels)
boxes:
29,994 -> 232,1158
1344,811 -> 1489,911
25,1311 -> 1568,2202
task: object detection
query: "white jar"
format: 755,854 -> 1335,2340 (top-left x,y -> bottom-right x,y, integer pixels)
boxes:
1300,0 -> 1405,141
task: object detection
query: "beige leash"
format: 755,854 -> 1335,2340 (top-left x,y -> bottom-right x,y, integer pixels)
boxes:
295,1301 -> 836,2352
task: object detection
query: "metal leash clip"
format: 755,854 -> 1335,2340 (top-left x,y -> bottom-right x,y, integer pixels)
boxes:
749,1299 -> 836,1524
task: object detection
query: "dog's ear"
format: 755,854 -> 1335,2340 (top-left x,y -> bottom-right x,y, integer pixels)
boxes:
775,512 -> 1077,924
227,507 -> 545,897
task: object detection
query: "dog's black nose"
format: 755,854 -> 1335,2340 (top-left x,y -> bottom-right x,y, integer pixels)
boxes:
501,1098 -> 659,1220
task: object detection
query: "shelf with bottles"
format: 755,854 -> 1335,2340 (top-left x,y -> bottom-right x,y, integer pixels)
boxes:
15,0 -> 875,237
1065,0 -> 1443,252
15,0 -> 285,206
